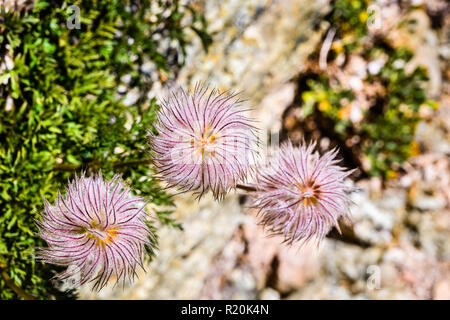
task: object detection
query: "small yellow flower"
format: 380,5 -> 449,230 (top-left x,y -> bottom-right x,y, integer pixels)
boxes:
338,105 -> 352,120
386,170 -> 398,180
318,100 -> 331,112
410,141 -> 420,156
332,41 -> 344,53
359,11 -> 369,23
158,70 -> 168,82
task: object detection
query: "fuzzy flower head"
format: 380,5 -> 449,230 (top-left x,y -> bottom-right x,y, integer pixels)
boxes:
36,172 -> 154,290
149,85 -> 258,199
250,141 -> 354,245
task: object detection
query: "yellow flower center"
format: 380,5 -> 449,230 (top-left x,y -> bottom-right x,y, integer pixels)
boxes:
81,220 -> 118,246
191,132 -> 216,159
199,134 -> 216,146
298,183 -> 320,206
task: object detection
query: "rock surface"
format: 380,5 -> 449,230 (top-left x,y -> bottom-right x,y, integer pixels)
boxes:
177,0 -> 330,133
80,0 -> 449,300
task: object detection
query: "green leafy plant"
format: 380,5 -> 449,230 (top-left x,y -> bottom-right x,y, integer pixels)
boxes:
293,0 -> 435,178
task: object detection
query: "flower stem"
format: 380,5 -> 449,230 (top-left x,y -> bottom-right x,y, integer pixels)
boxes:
236,184 -> 257,192
0,267 -> 37,300
234,188 -> 371,248
327,219 -> 371,248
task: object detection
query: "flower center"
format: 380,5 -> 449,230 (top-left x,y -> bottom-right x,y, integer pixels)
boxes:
301,186 -> 314,198
190,134 -> 216,147
191,133 -> 216,159
201,134 -> 215,146
298,183 -> 320,206
82,221 -> 118,246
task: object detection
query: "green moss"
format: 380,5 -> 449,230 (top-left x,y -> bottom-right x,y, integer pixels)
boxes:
298,0 -> 434,178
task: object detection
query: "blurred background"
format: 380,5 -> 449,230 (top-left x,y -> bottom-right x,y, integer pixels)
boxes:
1,0 -> 449,299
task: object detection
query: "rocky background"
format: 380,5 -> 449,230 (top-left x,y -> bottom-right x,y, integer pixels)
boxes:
80,0 -> 449,300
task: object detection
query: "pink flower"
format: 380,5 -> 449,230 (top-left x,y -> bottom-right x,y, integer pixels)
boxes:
36,172 -> 154,290
149,85 -> 257,199
250,141 -> 354,244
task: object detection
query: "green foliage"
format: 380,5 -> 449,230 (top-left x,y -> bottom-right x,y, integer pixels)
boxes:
362,48 -> 432,176
331,0 -> 370,50
0,0 -> 209,299
299,0 -> 434,178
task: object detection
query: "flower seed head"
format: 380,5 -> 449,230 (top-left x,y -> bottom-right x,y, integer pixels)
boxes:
149,85 -> 258,200
36,172 -> 154,290
250,140 -> 354,245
